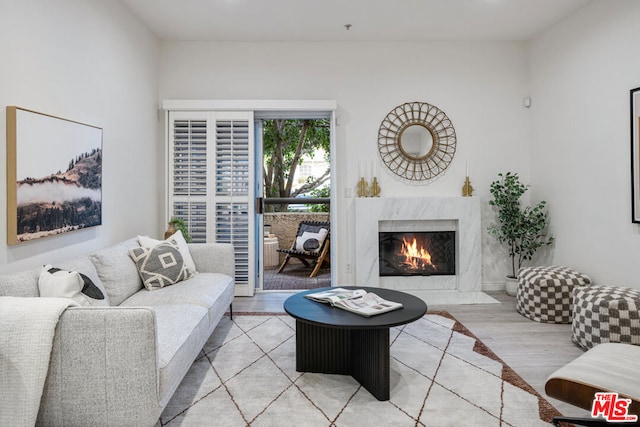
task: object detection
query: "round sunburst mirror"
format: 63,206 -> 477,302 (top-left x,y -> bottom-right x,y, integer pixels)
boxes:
378,102 -> 456,182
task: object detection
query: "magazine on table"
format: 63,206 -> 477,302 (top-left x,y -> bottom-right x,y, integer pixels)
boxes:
305,287 -> 403,317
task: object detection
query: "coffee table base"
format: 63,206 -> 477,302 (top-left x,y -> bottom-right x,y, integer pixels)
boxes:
295,320 -> 390,401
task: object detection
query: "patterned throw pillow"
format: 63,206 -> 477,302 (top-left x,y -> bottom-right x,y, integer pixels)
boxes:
137,230 -> 197,273
129,240 -> 192,290
295,228 -> 328,253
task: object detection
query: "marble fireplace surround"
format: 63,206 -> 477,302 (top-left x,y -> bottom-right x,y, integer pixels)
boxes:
354,197 -> 497,305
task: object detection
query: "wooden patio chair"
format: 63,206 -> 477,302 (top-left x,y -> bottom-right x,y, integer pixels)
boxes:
277,221 -> 330,278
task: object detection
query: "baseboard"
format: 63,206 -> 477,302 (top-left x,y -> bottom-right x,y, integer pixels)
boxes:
410,290 -> 500,305
234,283 -> 253,296
482,282 -> 506,292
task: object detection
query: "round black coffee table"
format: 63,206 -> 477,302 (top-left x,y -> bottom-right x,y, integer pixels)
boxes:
284,287 -> 427,401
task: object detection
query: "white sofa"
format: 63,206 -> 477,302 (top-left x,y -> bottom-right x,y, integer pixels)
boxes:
0,237 -> 235,426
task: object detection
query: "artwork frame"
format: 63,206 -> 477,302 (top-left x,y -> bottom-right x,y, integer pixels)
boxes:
632,88 -> 640,223
6,106 -> 103,244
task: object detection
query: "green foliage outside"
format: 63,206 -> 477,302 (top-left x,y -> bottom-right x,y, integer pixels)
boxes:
262,119 -> 330,212
308,185 -> 330,212
487,172 -> 554,278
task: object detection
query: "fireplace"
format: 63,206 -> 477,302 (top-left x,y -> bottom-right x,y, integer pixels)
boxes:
378,231 -> 456,277
355,197 -> 491,305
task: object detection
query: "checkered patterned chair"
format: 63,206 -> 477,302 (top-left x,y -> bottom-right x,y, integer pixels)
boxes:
572,285 -> 640,350
516,266 -> 591,324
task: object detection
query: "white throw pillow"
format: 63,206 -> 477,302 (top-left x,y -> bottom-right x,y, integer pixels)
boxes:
295,228 -> 329,253
38,264 -> 106,306
138,230 -> 197,273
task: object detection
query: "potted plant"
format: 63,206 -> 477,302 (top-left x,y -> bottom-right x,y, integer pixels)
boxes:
165,217 -> 193,243
487,172 -> 554,295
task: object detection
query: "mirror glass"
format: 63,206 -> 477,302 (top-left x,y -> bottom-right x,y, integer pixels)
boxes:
399,125 -> 433,159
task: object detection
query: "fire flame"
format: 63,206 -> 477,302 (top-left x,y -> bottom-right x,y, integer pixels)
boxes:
400,236 -> 432,269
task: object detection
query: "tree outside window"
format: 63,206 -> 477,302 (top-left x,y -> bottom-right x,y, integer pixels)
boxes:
263,119 -> 330,212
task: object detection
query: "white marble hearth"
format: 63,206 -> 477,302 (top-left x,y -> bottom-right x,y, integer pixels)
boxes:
354,197 -> 497,305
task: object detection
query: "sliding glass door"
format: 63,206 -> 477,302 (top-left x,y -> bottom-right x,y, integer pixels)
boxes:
164,100 -> 336,296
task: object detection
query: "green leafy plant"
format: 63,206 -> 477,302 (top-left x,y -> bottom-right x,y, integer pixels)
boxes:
307,185 -> 330,212
487,172 -> 554,278
168,217 -> 192,243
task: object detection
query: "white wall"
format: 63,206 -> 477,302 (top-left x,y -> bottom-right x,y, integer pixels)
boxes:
529,0 -> 640,287
0,0 -> 160,274
5,1 -> 635,289
160,41 -> 531,286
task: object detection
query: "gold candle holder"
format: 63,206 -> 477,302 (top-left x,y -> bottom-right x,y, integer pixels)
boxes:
357,177 -> 369,197
370,177 -> 381,197
462,176 -> 474,197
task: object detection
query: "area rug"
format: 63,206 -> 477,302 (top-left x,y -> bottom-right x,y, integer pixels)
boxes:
157,312 -> 561,426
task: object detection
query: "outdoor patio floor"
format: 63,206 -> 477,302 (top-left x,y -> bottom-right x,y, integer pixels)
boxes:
262,264 -> 330,291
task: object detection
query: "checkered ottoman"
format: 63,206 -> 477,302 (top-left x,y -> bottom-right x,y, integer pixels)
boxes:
572,285 -> 640,350
516,266 -> 591,324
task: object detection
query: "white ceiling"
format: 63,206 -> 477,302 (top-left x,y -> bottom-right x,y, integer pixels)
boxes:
119,0 -> 591,42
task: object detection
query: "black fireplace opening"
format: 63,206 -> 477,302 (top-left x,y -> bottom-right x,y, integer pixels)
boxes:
378,231 -> 456,277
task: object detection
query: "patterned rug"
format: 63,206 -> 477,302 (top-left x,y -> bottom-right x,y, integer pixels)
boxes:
156,312 -> 561,426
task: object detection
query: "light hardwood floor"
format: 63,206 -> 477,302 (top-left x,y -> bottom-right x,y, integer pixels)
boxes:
232,290 -> 591,419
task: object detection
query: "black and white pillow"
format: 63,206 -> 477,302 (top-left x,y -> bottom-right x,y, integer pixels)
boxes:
129,240 -> 193,290
38,265 -> 106,307
137,230 -> 197,274
295,228 -> 328,253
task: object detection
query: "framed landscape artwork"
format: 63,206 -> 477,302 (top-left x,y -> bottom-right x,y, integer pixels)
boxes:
6,107 -> 103,244
632,88 -> 640,223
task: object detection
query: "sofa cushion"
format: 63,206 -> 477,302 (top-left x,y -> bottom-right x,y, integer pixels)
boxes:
89,238 -> 143,306
0,268 -> 40,297
121,272 -> 233,324
187,243 -> 235,277
129,241 -> 192,290
145,303 -> 210,406
119,271 -> 233,405
38,265 -> 106,307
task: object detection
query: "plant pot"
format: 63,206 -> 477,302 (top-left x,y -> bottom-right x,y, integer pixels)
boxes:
505,276 -> 518,296
164,222 -> 177,239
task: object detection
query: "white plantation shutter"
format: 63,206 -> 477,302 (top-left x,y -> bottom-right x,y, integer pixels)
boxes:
215,203 -> 250,285
173,119 -> 207,197
212,115 -> 252,289
168,113 -> 210,243
172,201 -> 207,243
215,120 -> 250,195
167,111 -> 255,296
